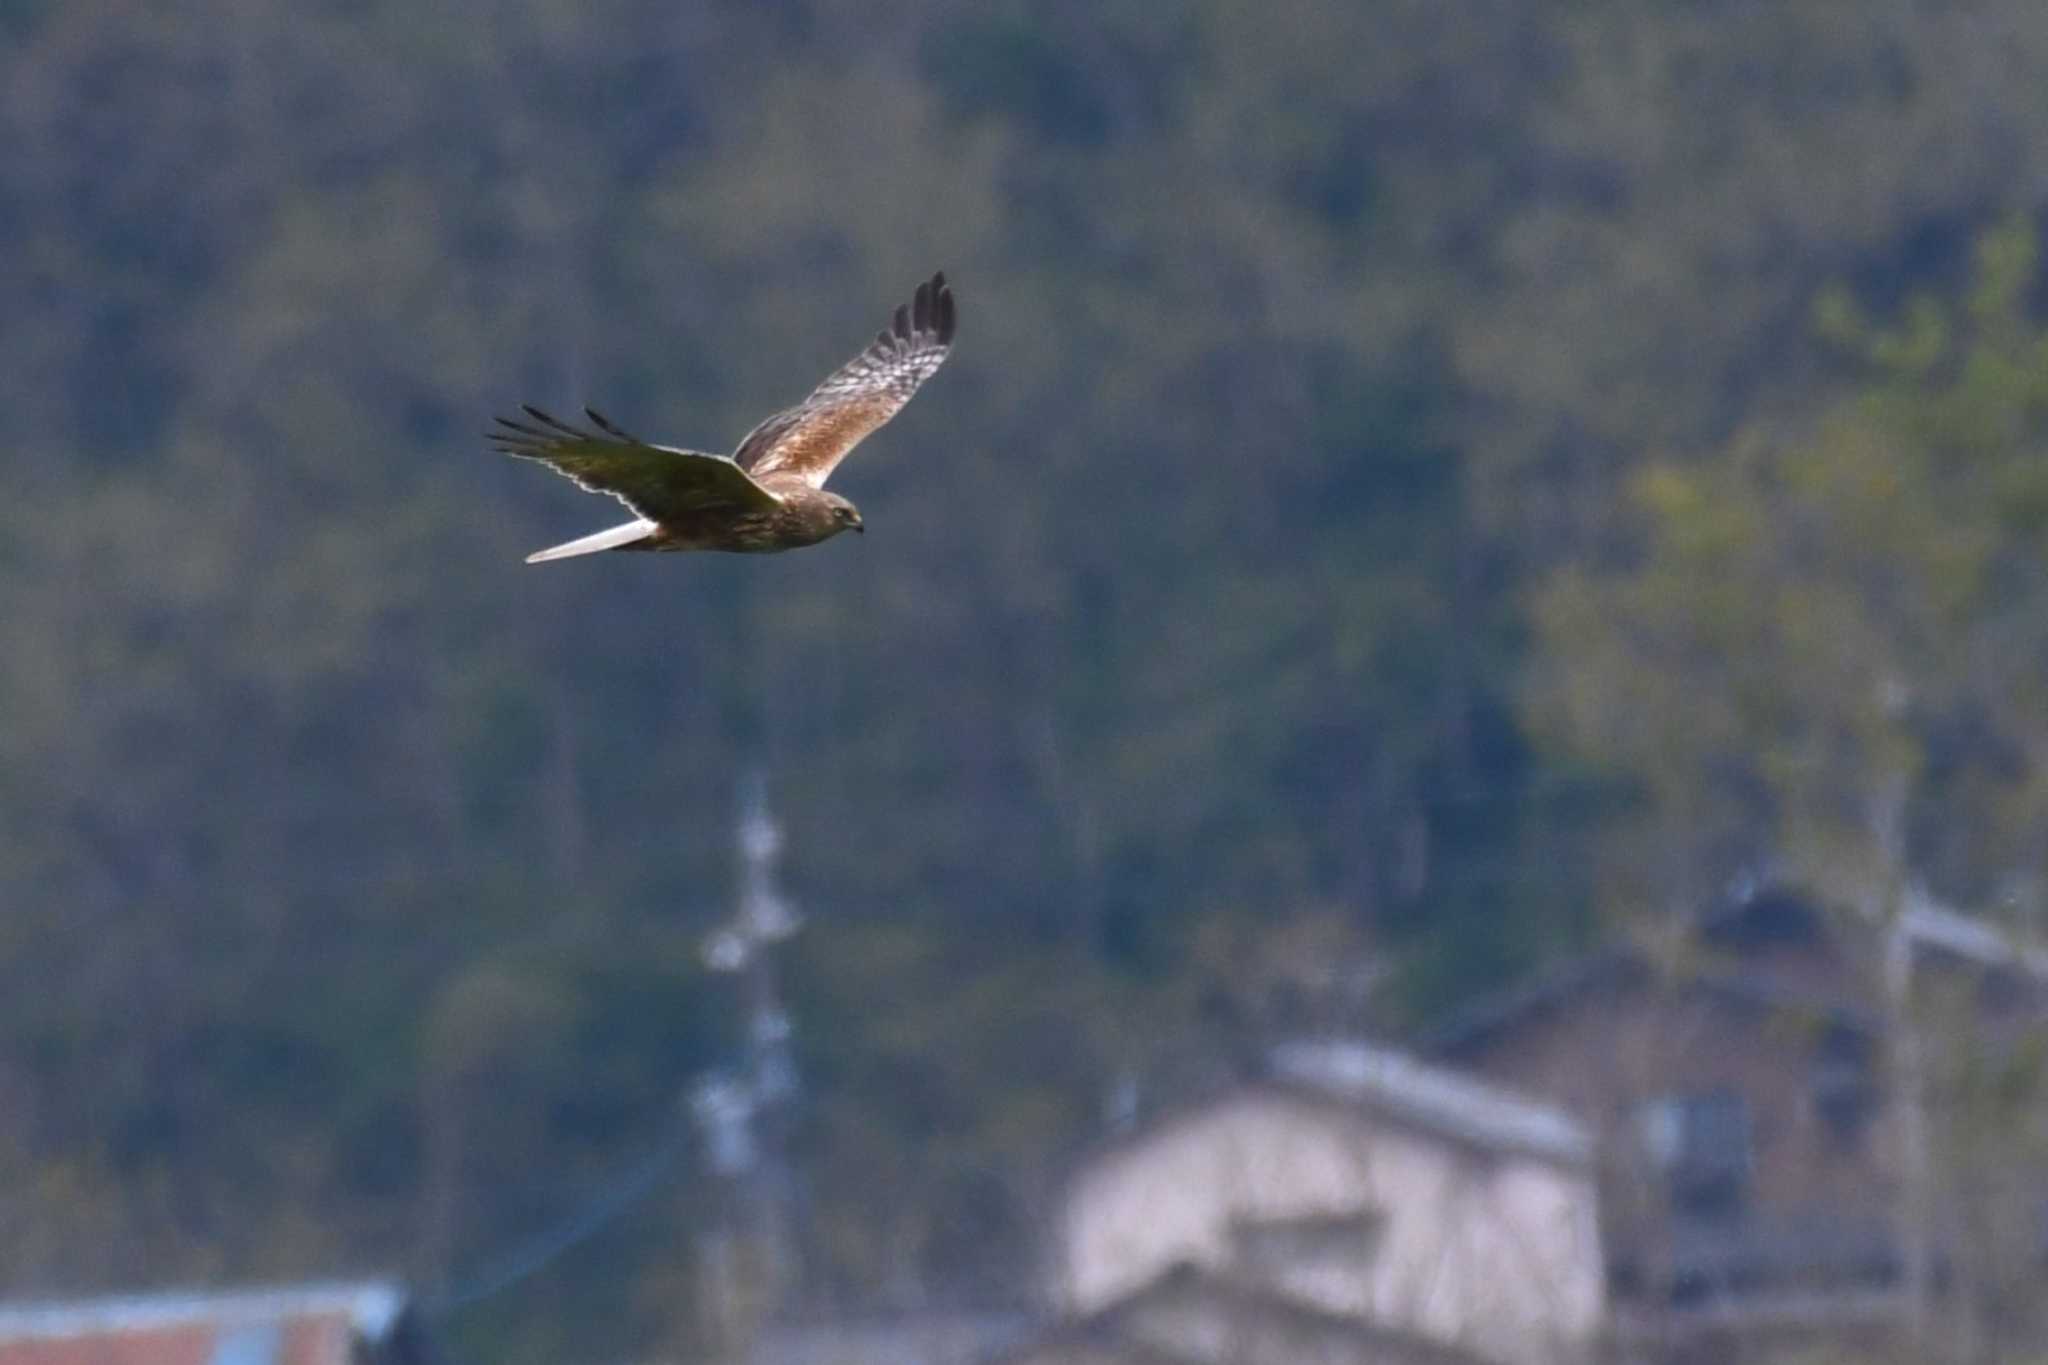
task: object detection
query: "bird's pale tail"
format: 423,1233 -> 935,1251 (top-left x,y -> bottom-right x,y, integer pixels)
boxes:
524,518 -> 657,564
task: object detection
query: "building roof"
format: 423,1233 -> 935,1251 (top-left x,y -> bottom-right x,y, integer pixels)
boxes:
746,1307 -> 1035,1365
1422,884 -> 2048,1057
1266,1039 -> 1593,1167
0,1282 -> 408,1365
1898,892 -> 2048,978
995,1264 -> 1497,1365
986,1319 -> 1206,1365
1058,1039 -> 1597,1198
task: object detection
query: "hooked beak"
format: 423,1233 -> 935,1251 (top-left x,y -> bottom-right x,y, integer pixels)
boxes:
851,519 -> 865,534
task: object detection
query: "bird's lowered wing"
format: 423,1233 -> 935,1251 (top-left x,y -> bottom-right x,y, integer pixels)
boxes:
733,271 -> 956,488
492,405 -> 783,520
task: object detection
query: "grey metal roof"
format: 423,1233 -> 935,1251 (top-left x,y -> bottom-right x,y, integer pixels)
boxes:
0,1281 -> 404,1344
1267,1039 -> 1593,1167
747,1308 -> 1035,1365
1097,1263 -> 1497,1365
1424,886 -> 2048,1057
1899,891 -> 2048,979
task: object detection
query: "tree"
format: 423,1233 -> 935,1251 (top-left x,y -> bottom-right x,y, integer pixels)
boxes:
1526,219 -> 2048,1357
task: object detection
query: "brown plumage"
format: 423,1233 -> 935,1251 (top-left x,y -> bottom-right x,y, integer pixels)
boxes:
493,272 -> 956,563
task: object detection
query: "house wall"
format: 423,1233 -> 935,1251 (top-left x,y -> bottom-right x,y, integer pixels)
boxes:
1445,974 -> 1896,1295
1053,1089 -> 1603,1365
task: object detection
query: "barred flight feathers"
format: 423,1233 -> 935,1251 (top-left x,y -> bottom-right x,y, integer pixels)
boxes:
494,273 -> 955,561
733,271 -> 956,488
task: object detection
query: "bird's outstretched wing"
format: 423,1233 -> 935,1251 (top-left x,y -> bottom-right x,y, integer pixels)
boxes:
733,271 -> 956,488
492,405 -> 783,519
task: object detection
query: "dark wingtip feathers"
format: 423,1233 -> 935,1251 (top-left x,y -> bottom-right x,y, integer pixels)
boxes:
489,403 -> 644,454
584,406 -> 642,443
519,403 -> 589,437
489,411 -> 557,454
881,272 -> 957,349
916,270 -> 955,344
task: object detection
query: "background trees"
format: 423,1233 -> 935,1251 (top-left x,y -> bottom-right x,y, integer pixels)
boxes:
7,2 -> 2048,1358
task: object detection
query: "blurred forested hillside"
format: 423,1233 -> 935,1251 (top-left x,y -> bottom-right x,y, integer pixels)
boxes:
9,2 -> 2048,1359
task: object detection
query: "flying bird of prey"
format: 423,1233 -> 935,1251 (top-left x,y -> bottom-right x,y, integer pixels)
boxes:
493,272 -> 956,563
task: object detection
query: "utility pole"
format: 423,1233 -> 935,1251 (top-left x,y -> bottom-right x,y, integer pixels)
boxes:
693,766 -> 804,1356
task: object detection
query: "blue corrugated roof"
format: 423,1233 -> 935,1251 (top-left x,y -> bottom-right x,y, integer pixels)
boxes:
209,1322 -> 282,1365
0,1282 -> 403,1345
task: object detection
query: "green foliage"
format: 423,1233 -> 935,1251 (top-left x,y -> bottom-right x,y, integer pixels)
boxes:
1528,215 -> 2048,918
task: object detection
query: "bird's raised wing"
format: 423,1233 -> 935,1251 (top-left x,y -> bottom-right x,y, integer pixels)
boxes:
733,271 -> 956,488
492,405 -> 783,520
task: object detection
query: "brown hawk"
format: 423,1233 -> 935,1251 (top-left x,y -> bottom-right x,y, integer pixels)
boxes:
494,272 -> 956,563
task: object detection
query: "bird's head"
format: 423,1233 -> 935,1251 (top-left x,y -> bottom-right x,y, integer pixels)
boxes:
824,493 -> 864,536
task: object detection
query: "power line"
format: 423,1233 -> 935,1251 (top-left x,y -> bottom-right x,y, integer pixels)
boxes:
425,768 -> 802,1323
426,1118 -> 693,1316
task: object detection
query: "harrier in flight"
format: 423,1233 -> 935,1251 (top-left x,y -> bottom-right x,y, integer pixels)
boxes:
494,272 -> 956,563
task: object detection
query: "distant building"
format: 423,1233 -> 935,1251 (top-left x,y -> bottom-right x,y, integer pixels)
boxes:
743,1306 -> 1034,1365
997,1263 -> 1497,1365
1040,1040 -> 1605,1365
0,1281 -> 430,1365
1425,885 -> 2048,1361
